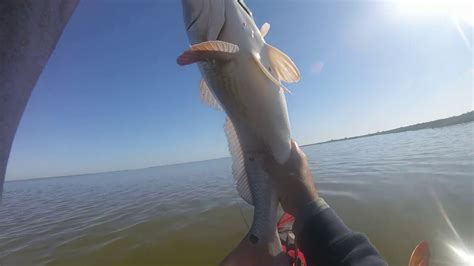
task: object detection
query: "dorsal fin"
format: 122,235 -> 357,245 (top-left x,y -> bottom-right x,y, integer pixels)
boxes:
252,53 -> 291,93
266,44 -> 300,83
224,118 -> 253,205
260,22 -> 270,38
177,41 -> 239,66
199,79 -> 221,110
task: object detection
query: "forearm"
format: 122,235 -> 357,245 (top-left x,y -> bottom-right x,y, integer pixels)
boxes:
294,198 -> 388,266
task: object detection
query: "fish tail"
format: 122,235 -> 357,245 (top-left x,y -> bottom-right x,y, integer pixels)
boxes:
223,118 -> 287,265
219,230 -> 287,266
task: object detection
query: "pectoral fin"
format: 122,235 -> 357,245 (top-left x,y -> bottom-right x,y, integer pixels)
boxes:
177,41 -> 239,66
252,53 -> 291,93
260,22 -> 270,38
199,79 -> 221,110
266,44 -> 300,83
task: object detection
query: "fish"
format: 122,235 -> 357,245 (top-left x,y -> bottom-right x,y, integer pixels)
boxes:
177,0 -> 301,265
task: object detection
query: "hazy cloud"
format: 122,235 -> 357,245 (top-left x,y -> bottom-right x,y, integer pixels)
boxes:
310,61 -> 325,74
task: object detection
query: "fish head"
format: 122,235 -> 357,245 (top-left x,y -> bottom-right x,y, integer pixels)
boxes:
181,0 -> 204,32
181,0 -> 261,45
181,0 -> 226,44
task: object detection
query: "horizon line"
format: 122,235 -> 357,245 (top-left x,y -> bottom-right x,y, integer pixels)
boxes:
6,110 -> 473,182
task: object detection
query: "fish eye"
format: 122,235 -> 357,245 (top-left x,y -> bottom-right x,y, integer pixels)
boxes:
237,0 -> 253,17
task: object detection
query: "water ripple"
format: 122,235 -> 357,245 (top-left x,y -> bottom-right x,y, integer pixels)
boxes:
0,123 -> 472,265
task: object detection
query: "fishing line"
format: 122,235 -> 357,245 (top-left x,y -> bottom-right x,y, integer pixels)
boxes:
234,198 -> 250,230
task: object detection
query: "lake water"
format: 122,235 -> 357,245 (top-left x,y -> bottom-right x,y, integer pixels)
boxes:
0,123 -> 473,266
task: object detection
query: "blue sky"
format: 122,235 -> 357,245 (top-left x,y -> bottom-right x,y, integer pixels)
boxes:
6,0 -> 473,180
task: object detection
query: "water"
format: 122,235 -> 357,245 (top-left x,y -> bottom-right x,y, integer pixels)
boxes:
0,123 -> 473,266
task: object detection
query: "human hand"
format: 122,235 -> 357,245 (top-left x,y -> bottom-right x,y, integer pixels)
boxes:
264,140 -> 319,216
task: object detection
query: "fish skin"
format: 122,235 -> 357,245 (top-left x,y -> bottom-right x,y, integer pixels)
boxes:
179,1 -> 299,265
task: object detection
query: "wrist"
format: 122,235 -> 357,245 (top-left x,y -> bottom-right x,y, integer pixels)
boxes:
293,197 -> 330,236
291,189 -> 319,215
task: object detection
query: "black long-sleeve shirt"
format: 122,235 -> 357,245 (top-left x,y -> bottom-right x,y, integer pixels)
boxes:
294,198 -> 388,266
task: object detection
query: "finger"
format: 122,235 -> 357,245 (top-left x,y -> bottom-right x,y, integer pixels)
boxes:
286,140 -> 306,167
292,140 -> 307,159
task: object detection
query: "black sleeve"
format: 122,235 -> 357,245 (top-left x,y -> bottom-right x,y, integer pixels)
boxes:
296,206 -> 388,266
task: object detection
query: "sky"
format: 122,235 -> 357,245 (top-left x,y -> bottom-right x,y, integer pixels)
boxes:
6,0 -> 473,180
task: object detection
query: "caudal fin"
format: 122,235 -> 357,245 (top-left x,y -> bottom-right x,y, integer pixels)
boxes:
408,241 -> 430,266
219,231 -> 287,266
222,119 -> 286,265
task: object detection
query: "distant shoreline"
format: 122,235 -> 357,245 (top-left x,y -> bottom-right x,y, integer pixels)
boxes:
301,111 -> 474,147
7,111 -> 473,182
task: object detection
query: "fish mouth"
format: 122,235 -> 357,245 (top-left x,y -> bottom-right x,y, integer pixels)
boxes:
182,0 -> 203,31
186,16 -> 199,31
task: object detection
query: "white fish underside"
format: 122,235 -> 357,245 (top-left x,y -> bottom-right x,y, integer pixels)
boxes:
199,59 -> 282,245
195,57 -> 292,263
